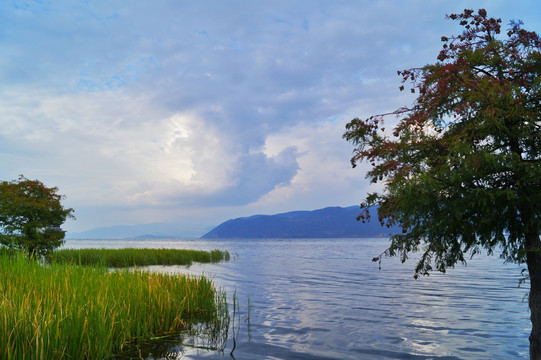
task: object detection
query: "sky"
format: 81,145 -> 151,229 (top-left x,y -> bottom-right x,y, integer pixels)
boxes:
1,1 -> 540,236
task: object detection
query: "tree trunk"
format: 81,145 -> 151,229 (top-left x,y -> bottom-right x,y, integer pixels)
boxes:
527,232 -> 541,360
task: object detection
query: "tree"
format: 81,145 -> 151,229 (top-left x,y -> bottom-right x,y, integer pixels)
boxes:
0,176 -> 75,258
343,9 -> 541,359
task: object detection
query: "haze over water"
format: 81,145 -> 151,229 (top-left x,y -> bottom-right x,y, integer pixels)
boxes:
64,238 -> 530,359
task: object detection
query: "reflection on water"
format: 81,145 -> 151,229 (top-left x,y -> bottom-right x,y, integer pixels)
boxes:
111,332 -> 198,360
111,323 -> 229,360
64,238 -> 530,359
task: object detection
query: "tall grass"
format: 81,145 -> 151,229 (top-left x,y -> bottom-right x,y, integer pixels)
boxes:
48,248 -> 230,267
0,252 -> 229,359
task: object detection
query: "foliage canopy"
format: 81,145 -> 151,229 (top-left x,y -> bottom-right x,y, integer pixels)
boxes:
0,176 -> 74,257
344,9 -> 541,277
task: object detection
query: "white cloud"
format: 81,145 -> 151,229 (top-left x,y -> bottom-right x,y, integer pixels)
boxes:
255,118 -> 371,212
0,0 -> 539,233
0,85 -> 300,216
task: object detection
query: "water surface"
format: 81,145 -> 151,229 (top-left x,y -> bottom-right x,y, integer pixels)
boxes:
64,238 -> 530,359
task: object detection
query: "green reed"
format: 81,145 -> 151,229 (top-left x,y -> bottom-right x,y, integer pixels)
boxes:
47,248 -> 230,267
0,252 -> 229,360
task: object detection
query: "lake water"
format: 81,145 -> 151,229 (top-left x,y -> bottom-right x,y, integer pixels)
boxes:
63,238 -> 530,359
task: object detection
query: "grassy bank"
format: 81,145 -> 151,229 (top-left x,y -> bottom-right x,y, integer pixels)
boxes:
48,247 -> 230,267
0,252 -> 229,359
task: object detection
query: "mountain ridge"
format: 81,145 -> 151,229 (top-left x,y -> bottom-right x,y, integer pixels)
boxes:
67,206 -> 398,239
67,223 -> 211,239
201,205 -> 398,239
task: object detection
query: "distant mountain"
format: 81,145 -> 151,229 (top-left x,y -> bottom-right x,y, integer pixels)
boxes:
201,206 -> 399,239
67,223 -> 212,239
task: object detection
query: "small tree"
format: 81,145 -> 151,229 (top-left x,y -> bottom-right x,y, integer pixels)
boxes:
0,175 -> 75,257
344,9 -> 541,359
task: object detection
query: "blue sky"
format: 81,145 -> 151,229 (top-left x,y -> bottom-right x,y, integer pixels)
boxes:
1,1 -> 540,235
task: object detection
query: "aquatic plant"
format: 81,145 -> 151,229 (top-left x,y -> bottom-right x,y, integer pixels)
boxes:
0,252 -> 228,359
48,247 -> 230,267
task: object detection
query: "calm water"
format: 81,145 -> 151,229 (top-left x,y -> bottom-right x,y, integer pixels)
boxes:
63,238 -> 530,359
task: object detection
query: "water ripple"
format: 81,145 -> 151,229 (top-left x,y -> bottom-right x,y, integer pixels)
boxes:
64,238 -> 530,359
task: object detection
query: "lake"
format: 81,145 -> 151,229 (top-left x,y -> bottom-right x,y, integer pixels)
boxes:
63,238 -> 530,359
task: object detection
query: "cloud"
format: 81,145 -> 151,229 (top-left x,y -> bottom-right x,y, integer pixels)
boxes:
1,0 -> 540,232
180,147 -> 300,206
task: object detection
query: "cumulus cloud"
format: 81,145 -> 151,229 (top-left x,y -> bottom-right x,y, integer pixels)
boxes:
180,147 -> 300,206
0,0 -> 539,232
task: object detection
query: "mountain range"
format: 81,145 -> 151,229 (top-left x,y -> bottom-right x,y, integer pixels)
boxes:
67,206 -> 398,239
201,206 -> 398,239
67,222 -> 210,239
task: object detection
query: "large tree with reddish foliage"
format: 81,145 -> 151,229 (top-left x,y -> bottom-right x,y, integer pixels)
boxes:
0,176 -> 74,257
344,9 -> 541,359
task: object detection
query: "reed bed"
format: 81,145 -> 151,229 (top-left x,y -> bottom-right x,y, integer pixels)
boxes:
48,248 -> 230,267
0,252 -> 229,360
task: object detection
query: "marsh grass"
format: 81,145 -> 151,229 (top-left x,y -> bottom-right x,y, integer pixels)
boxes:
48,248 -> 230,267
0,252 -> 229,359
